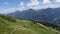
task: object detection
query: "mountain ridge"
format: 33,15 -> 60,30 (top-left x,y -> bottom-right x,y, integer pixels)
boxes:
7,8 -> 60,27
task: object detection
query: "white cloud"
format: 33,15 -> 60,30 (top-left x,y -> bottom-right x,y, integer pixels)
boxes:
0,8 -> 17,14
18,7 -> 26,11
27,0 -> 39,7
43,0 -> 51,4
19,2 -> 24,6
1,0 -> 60,14
56,0 -> 60,3
18,2 -> 27,11
26,0 -> 60,10
4,2 -> 8,5
40,0 -> 60,9
17,0 -> 60,11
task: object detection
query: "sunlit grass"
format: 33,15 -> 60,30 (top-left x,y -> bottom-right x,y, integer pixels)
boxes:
0,14 -> 59,34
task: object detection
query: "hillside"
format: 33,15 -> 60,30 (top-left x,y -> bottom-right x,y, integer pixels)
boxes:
7,8 -> 60,26
0,14 -> 60,34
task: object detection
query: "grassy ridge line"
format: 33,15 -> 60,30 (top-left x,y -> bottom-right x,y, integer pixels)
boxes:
14,19 -> 58,34
0,17 -> 38,34
0,17 -> 58,34
37,23 -> 60,34
0,14 -> 59,34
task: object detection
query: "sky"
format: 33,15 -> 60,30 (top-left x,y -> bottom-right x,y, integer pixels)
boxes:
0,0 -> 60,14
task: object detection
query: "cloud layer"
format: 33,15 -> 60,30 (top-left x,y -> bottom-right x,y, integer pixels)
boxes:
19,0 -> 60,10
0,0 -> 60,14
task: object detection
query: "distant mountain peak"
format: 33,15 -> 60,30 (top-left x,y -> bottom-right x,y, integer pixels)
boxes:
7,8 -> 60,26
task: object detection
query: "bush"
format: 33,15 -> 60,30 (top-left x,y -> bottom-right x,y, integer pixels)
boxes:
7,17 -> 16,22
0,19 -> 5,23
0,14 -> 16,22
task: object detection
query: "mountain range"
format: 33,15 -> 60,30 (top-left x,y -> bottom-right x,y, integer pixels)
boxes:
7,8 -> 60,27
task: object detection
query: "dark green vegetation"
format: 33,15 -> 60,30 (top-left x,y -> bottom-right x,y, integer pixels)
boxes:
0,14 -> 60,34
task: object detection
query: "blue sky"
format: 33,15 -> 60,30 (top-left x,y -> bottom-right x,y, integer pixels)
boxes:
0,0 -> 60,14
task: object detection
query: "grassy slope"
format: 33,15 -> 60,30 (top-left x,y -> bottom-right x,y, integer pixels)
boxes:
0,15 -> 59,34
